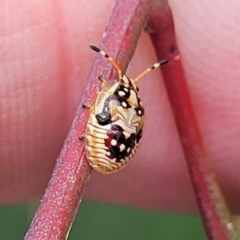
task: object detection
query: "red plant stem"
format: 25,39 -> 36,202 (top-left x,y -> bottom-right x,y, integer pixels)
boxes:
24,0 -> 156,239
147,3 -> 238,240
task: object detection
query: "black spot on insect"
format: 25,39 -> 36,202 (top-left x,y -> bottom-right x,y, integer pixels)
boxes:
95,95 -> 120,125
135,107 -> 144,116
95,112 -> 112,125
115,85 -> 131,99
125,134 -> 136,149
113,93 -> 131,108
136,129 -> 142,143
111,124 -> 123,131
110,145 -> 129,163
121,100 -> 130,108
106,130 -> 138,162
110,146 -> 121,162
113,133 -> 126,144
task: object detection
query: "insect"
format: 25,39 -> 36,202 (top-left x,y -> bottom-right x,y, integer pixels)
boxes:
83,45 -> 168,174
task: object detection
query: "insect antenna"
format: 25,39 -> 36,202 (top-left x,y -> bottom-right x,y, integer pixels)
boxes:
133,59 -> 168,83
90,45 -> 123,79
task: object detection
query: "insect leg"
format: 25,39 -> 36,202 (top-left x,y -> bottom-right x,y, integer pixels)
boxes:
82,104 -> 91,109
79,135 -> 84,141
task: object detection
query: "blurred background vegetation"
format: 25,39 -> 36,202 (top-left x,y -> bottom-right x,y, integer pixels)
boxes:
0,200 -> 207,239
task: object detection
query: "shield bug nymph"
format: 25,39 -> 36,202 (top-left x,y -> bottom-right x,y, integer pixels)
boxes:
82,45 -> 168,174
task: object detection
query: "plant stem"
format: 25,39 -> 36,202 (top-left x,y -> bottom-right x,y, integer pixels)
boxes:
24,1 -> 239,239
147,2 -> 239,239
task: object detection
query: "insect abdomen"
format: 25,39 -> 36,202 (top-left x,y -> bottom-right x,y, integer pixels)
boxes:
85,112 -> 142,174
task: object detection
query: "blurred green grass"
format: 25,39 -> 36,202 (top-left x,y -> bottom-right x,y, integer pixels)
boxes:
0,201 -> 207,240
